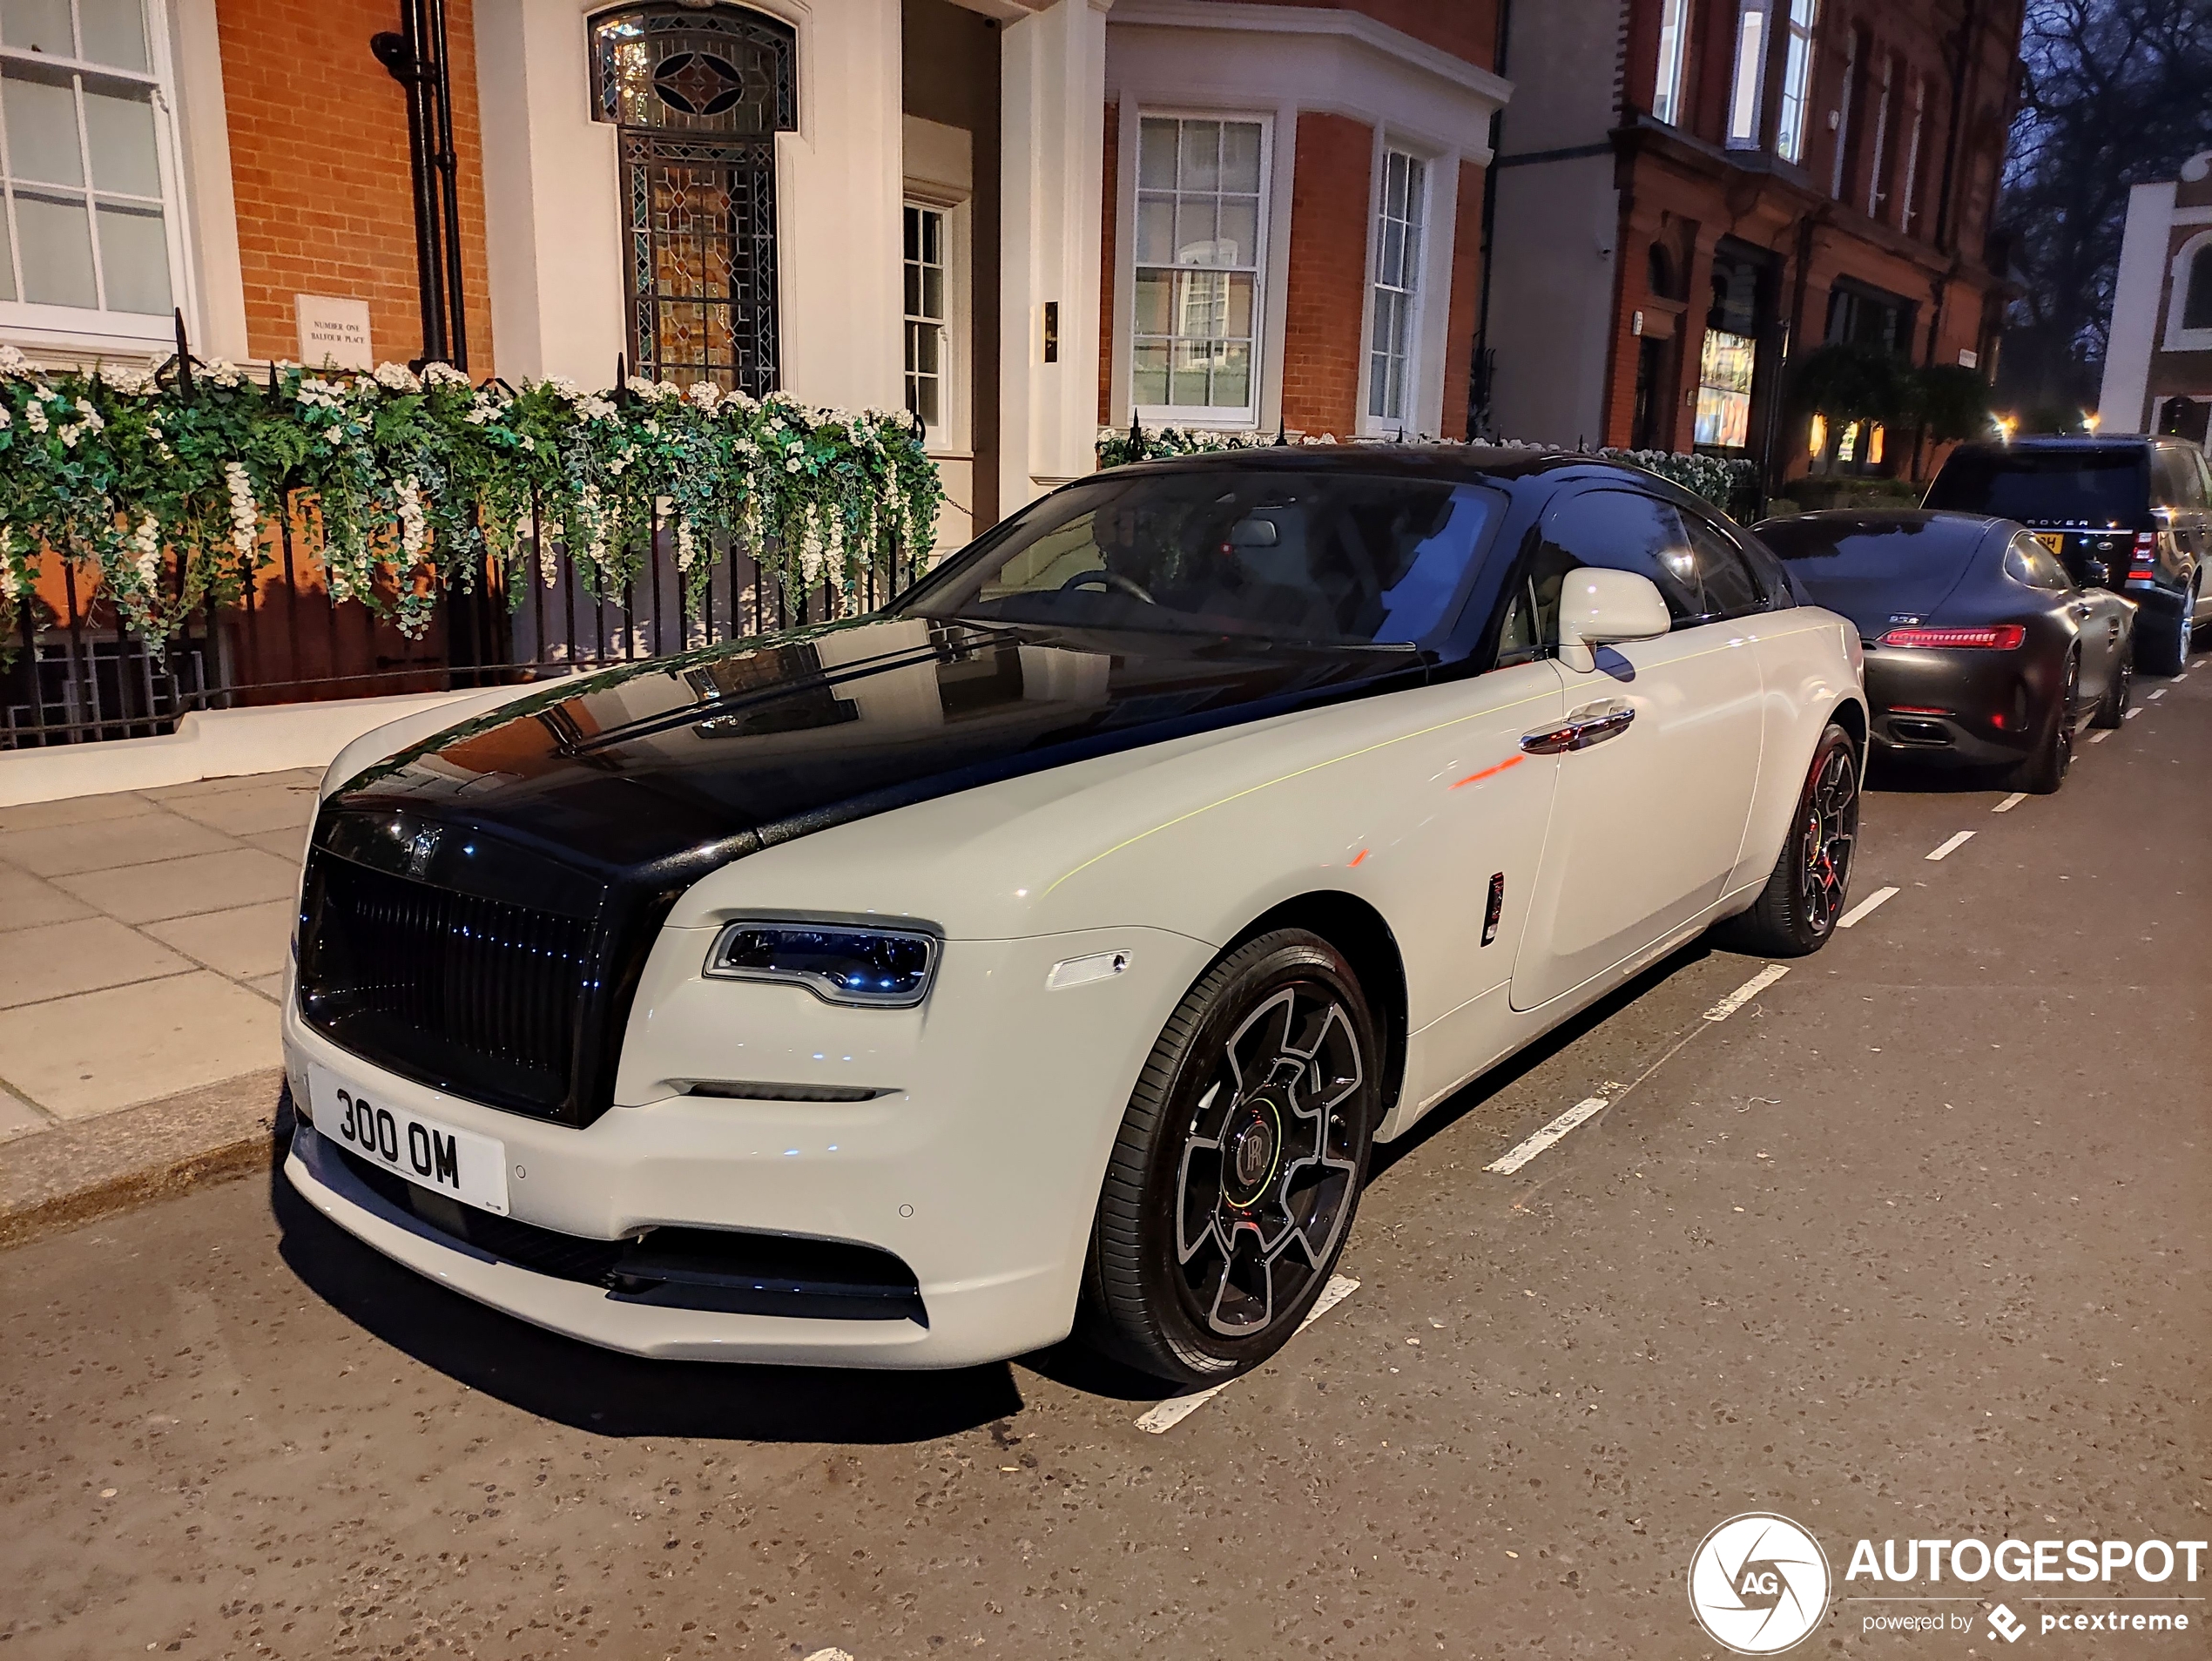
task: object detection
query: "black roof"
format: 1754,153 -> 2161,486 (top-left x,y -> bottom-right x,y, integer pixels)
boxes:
1944,434 -> 2188,459
1099,443 -> 1730,515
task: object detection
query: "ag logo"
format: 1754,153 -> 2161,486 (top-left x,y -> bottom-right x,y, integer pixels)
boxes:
1687,1513 -> 1832,1654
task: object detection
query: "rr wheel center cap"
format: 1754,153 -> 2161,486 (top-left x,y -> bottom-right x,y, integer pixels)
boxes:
1223,1095 -> 1285,1209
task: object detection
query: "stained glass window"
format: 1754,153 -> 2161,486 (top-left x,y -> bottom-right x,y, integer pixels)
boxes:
590,3 -> 795,393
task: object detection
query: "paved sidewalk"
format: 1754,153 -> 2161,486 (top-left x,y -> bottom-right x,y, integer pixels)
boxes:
0,769 -> 314,1147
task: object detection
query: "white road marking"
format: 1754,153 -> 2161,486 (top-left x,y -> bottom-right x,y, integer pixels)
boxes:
1703,963 -> 1792,1021
2125,707 -> 2141,720
1485,1097 -> 1612,1175
1925,831 -> 1976,861
1837,885 -> 1900,928
1993,792 -> 2027,814
2090,730 -> 2113,744
1134,1274 -> 1360,1433
2148,687 -> 2166,700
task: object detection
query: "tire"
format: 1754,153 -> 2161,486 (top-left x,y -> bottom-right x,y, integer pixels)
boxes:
1080,929 -> 1380,1385
1711,722 -> 1859,958
2137,579 -> 2195,677
2092,645 -> 2132,729
2011,652 -> 2077,794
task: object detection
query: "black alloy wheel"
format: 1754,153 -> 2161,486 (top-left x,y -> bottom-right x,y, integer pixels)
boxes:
2140,577 -> 2196,676
1082,929 -> 1379,1384
1713,721 -> 1859,958
2013,653 -> 2076,794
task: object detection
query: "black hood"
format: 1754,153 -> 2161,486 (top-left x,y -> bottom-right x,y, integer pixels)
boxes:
326,615 -> 1427,884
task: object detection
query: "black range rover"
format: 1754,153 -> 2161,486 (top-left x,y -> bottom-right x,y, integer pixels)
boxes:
1924,436 -> 2210,674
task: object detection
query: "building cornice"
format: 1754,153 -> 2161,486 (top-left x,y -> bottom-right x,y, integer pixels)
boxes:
1107,0 -> 1512,109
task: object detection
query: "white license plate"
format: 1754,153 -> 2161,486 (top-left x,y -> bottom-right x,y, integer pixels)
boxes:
307,1063 -> 509,1215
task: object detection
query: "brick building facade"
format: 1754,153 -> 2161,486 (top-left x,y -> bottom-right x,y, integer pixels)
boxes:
1485,0 -> 2023,488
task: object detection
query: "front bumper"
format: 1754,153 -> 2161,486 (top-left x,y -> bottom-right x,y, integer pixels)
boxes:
281,924 -> 1217,1368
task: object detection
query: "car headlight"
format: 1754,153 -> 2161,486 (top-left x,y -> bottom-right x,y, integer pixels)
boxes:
704,922 -> 939,1008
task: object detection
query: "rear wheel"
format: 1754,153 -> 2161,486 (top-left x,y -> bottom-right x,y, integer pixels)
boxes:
1081,929 -> 1379,1385
2012,652 -> 2077,794
2092,647 -> 2132,729
1712,723 -> 1858,957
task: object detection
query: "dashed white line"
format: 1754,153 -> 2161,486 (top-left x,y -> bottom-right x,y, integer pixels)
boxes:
2148,688 -> 2166,700
1135,1274 -> 1359,1433
1485,1097 -> 1612,1175
1703,962 -> 1792,1021
1925,830 -> 1976,861
1993,792 -> 2027,814
1837,885 -> 1900,928
2125,707 -> 2141,720
2090,730 -> 2113,744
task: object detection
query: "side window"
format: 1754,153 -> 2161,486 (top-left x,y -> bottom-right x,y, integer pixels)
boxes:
2003,534 -> 2070,591
1683,511 -> 1769,619
1539,490 -> 1703,629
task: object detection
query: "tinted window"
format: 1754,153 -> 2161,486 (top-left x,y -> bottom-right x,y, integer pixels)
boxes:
903,471 -> 1500,646
1924,449 -> 2148,525
1684,512 -> 1769,618
2153,446 -> 2206,510
1541,490 -> 1703,626
2002,534 -> 2070,591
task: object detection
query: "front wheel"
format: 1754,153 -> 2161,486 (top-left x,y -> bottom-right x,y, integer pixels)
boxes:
1712,722 -> 1859,957
1081,930 -> 1379,1385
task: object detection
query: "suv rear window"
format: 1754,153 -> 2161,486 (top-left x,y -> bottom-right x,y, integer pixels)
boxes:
1923,449 -> 2148,526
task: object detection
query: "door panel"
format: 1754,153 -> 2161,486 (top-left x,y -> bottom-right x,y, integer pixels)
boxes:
1504,488 -> 1767,1012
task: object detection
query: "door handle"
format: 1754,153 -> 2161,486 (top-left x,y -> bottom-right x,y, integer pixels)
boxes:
1521,699 -> 1636,754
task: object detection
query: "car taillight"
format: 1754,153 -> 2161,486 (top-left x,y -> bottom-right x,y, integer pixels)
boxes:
2128,531 -> 2157,579
1878,625 -> 2026,650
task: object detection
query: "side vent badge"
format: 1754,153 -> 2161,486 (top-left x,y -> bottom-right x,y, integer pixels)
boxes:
1481,872 -> 1506,947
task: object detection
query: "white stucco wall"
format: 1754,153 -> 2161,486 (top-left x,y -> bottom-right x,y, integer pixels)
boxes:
2098,180 -> 2175,435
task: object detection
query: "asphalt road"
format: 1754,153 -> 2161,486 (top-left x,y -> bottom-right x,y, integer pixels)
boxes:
3,661 -> 2207,1661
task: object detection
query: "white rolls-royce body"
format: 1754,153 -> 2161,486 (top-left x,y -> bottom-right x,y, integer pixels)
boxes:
281,449 -> 1866,1383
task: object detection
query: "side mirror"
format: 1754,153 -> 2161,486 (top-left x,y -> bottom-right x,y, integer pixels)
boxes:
1557,567 -> 1671,671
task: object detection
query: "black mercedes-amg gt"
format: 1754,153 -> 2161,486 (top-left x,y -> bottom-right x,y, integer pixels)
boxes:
1755,509 -> 2135,793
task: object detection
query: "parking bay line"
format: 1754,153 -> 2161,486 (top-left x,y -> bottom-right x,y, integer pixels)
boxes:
1993,791 -> 2027,814
2091,730 -> 2113,744
1837,885 -> 1899,928
1134,1274 -> 1360,1433
2125,707 -> 2141,720
1925,830 -> 1975,861
1479,963 -> 1793,1180
2148,687 -> 2166,700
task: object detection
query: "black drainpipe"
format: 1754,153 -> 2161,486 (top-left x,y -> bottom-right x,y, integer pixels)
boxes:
1470,0 -> 1513,438
372,0 -> 469,369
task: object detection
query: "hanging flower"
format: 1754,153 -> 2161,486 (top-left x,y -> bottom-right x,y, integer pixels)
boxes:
395,475 -> 429,562
225,463 -> 260,562
129,512 -> 161,588
374,361 -> 423,394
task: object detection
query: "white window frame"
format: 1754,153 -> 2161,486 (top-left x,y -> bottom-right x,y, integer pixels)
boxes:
1128,108 -> 1272,430
900,193 -> 968,456
1652,0 -> 1691,126
1773,0 -> 1819,165
1865,54 -> 1894,220
0,0 -> 195,359
1897,75 -> 1927,233
1829,28 -> 1858,199
1724,1 -> 1771,151
2164,230 -> 2212,354
1359,142 -> 1431,438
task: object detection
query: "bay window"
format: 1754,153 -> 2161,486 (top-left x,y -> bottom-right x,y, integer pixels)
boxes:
1366,146 -> 1426,431
0,0 -> 188,349
1131,114 -> 1266,425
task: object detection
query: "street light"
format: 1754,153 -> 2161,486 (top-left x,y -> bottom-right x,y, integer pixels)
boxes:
2082,411 -> 2101,433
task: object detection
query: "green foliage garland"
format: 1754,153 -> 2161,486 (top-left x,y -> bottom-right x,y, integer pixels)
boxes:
0,346 -> 941,652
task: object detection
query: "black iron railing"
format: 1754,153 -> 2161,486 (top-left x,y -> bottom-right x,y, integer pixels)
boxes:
2,517 -> 913,750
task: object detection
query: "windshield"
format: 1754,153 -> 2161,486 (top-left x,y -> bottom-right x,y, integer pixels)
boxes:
900,469 -> 1501,646
1923,449 -> 2148,525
